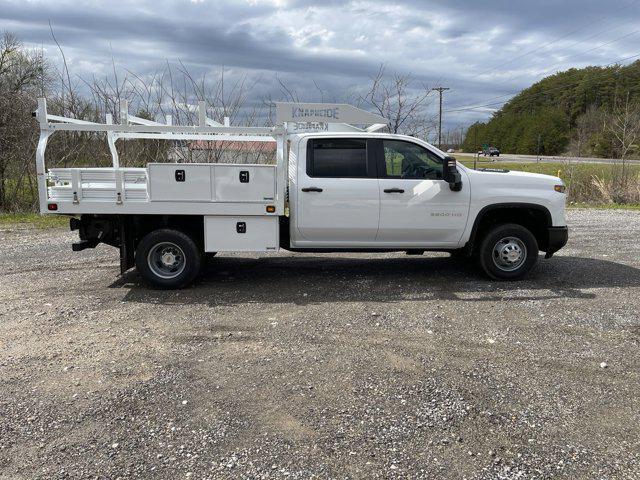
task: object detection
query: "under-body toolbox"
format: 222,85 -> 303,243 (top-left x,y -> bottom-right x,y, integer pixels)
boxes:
204,216 -> 278,252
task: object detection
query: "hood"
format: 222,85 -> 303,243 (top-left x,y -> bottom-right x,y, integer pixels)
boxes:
470,167 -> 562,185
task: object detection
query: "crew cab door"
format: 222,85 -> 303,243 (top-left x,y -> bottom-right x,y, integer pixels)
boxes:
375,139 -> 470,246
295,138 -> 379,244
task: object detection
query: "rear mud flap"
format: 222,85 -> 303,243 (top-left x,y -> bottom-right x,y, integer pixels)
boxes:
119,216 -> 135,274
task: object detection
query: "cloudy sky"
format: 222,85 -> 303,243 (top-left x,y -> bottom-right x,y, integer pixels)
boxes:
1,0 -> 640,132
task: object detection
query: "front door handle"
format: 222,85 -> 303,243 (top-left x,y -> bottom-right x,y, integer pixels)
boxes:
383,188 -> 405,193
301,187 -> 323,192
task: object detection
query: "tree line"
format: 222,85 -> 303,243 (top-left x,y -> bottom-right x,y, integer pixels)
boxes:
461,61 -> 640,159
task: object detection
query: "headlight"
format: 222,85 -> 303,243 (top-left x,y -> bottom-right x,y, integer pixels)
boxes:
554,185 -> 566,193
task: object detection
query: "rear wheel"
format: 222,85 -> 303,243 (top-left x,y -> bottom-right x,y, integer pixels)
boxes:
135,229 -> 202,289
478,223 -> 538,280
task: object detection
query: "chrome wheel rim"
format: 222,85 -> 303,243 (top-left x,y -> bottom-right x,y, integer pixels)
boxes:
147,242 -> 186,279
492,237 -> 527,272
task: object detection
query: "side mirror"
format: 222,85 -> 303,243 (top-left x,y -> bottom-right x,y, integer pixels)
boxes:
443,156 -> 462,191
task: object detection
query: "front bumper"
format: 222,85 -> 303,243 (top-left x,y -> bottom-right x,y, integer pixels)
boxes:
544,226 -> 568,258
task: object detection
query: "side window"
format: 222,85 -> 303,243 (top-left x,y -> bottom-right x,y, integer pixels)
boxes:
309,138 -> 367,178
382,140 -> 443,180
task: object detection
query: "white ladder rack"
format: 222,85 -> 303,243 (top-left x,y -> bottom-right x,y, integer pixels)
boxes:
34,98 -> 386,215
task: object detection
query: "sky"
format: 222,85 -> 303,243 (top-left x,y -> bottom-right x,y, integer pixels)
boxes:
1,0 -> 640,133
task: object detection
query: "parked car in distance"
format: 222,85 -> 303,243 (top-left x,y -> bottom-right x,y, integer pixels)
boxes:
483,146 -> 500,157
446,148 -> 455,153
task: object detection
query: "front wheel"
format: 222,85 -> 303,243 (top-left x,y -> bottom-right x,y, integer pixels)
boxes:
478,224 -> 538,280
135,229 -> 202,289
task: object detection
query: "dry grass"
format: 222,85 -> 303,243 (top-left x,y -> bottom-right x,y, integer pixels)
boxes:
459,159 -> 640,205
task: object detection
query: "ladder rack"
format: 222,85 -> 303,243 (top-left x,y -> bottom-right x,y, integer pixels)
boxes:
34,98 -> 387,216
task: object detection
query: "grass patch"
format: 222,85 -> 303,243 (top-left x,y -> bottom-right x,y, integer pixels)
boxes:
457,159 -> 640,204
0,213 -> 69,229
458,159 -> 640,177
458,159 -> 565,176
567,203 -> 640,211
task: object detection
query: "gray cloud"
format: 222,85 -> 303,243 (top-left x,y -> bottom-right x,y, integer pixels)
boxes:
1,0 -> 639,133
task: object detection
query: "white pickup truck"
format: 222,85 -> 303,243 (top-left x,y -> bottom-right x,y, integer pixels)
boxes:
35,100 -> 568,288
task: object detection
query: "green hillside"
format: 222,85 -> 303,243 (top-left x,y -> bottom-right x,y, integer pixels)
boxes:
461,60 -> 640,156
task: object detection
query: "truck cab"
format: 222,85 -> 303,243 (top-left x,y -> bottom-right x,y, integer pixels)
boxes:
289,133 -> 470,249
34,100 -> 568,288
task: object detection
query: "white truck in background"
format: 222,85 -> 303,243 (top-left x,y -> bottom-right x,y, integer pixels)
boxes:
34,99 -> 568,288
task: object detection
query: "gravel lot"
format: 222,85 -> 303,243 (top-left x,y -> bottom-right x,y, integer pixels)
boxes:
1,208 -> 639,479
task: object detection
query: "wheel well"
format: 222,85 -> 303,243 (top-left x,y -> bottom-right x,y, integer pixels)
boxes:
128,215 -> 204,248
469,205 -> 551,253
74,214 -> 204,258
76,214 -> 205,273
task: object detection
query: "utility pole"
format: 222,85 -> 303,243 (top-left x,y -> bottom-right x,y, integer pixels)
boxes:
432,87 -> 450,149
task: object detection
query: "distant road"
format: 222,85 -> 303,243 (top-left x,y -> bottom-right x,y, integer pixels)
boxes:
454,152 -> 640,165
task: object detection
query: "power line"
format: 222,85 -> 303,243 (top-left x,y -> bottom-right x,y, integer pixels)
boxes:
473,25 -> 599,79
470,0 -> 639,79
445,28 -> 640,113
442,0 -> 640,115
448,29 -> 640,112
444,51 -> 640,114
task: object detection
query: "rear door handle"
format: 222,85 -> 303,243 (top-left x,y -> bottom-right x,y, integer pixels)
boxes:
301,187 -> 323,192
384,188 -> 404,193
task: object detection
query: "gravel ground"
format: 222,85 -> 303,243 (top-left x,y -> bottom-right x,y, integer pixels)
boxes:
1,208 -> 639,479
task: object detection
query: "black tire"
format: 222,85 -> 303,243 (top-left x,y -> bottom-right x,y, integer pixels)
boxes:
135,229 -> 202,289
478,223 -> 538,280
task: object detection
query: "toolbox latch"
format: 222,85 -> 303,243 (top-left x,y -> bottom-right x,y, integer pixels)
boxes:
236,222 -> 247,234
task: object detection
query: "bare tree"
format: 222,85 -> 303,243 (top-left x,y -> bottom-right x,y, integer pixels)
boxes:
608,92 -> 640,201
442,125 -> 465,151
566,105 -> 605,157
0,29 -> 276,212
0,31 -> 50,210
592,92 -> 640,204
0,32 -> 47,94
358,64 -> 436,138
607,92 -> 640,164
